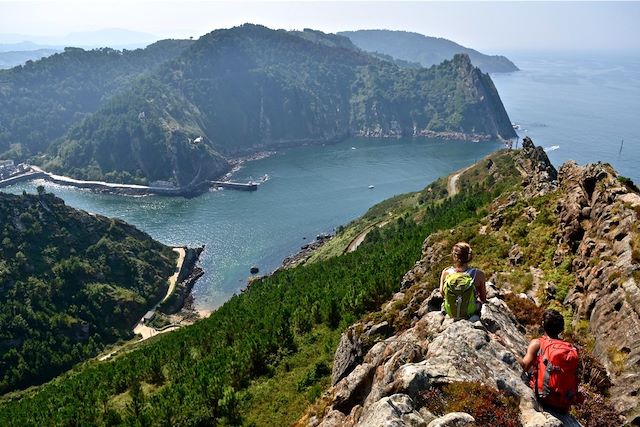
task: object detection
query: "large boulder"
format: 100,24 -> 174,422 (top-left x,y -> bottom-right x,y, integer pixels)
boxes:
316,296 -> 575,426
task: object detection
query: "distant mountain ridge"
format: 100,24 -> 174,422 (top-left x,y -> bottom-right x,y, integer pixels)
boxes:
339,29 -> 519,73
0,48 -> 60,69
1,24 -> 516,188
0,28 -> 160,50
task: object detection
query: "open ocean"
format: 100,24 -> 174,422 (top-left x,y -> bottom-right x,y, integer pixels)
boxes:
6,51 -> 639,310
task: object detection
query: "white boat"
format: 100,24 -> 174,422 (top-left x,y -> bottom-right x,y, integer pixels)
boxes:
368,185 -> 375,189
351,147 -> 357,150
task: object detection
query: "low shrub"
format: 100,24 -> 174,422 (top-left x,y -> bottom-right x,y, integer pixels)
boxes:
417,381 -> 522,427
572,387 -> 623,427
503,293 -> 544,330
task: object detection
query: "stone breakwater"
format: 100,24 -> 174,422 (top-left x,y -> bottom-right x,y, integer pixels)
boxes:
159,246 -> 205,315
0,166 -> 256,197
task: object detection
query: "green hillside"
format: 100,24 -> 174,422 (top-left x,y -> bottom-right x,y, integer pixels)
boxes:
340,29 -> 519,73
0,39 -> 194,160
1,25 -> 515,187
0,189 -> 177,394
0,148 -> 523,426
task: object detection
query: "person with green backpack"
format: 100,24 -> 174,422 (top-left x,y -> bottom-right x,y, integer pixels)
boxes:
439,242 -> 487,320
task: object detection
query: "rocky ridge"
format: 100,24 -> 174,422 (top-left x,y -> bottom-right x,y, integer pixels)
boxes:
302,139 -> 639,426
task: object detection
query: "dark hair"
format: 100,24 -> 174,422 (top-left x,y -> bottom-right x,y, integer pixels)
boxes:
542,309 -> 564,338
452,242 -> 472,266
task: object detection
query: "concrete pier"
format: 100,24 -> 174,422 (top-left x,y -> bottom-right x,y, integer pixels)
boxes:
210,181 -> 258,191
0,166 -> 258,196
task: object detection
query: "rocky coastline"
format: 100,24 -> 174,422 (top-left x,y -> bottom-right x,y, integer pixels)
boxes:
158,246 -> 205,315
280,233 -> 334,270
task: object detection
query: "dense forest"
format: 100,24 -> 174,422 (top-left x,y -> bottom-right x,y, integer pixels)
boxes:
0,189 -> 177,394
1,25 -> 515,186
0,39 -> 193,159
339,29 -> 519,73
0,150 -> 523,426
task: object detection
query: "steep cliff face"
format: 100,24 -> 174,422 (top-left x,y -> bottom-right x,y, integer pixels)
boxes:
304,140 -> 639,426
44,25 -> 515,184
557,162 -> 640,423
350,54 -> 517,142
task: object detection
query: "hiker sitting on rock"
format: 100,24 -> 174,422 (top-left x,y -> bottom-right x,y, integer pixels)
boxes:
518,309 -> 581,413
439,242 -> 487,320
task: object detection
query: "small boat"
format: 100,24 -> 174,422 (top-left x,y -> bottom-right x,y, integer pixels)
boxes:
351,147 -> 357,150
368,185 -> 375,189
250,266 -> 259,274
472,139 -> 480,143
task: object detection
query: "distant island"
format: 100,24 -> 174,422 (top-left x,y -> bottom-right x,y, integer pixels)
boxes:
339,29 -> 519,74
0,24 -> 516,192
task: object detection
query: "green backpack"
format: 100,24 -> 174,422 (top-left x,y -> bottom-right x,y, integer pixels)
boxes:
443,269 -> 477,319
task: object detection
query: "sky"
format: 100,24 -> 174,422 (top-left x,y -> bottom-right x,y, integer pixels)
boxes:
0,1 -> 639,53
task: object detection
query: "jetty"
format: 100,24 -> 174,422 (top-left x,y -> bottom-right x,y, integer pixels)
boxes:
0,165 -> 258,196
210,180 -> 258,191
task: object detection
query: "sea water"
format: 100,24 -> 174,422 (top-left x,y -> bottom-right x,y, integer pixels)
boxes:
7,138 -> 500,309
492,51 -> 640,181
6,51 -> 639,310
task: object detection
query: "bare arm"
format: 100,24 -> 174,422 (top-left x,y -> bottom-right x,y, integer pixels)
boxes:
439,269 -> 449,295
475,269 -> 487,303
518,339 -> 540,372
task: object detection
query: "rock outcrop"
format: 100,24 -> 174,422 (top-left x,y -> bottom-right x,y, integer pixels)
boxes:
556,161 -> 640,423
306,140 -> 640,426
312,284 -> 575,427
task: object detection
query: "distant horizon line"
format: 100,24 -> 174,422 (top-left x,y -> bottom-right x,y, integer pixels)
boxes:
1,25 -> 639,56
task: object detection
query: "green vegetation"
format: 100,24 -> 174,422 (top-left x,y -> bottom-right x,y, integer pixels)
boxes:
617,175 -> 639,193
0,190 -> 177,394
0,150 -> 517,425
339,29 -> 519,73
0,40 -> 194,160
417,381 -> 521,426
1,24 -> 514,185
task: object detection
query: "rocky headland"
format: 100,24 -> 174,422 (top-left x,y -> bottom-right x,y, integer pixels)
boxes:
301,138 -> 639,426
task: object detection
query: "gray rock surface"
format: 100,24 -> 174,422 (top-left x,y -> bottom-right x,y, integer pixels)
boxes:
558,162 -> 640,421
317,295 -> 574,426
356,394 -> 427,427
426,412 -> 474,427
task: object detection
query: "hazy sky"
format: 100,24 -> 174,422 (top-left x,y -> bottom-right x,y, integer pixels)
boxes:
1,1 -> 639,52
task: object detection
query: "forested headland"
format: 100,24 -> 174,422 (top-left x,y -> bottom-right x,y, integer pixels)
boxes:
0,189 -> 177,394
0,25 -> 515,187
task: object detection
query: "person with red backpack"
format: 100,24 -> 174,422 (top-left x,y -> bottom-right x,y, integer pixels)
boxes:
439,242 -> 487,319
518,309 -> 581,413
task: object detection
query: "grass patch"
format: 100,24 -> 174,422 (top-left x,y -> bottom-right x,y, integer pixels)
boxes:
606,346 -> 627,376
241,326 -> 340,427
617,176 -> 639,193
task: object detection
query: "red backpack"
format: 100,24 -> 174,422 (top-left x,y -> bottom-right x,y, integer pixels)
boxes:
530,337 -> 580,411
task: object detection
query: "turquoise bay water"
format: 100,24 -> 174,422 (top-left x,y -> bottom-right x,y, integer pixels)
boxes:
7,138 -> 500,310
6,51 -> 639,310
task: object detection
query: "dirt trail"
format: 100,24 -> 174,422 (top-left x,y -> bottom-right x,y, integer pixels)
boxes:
345,220 -> 390,253
447,164 -> 475,196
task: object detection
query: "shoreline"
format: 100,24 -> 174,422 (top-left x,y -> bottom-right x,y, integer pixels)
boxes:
0,166 -> 257,197
0,134 -> 511,198
131,245 -> 206,342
